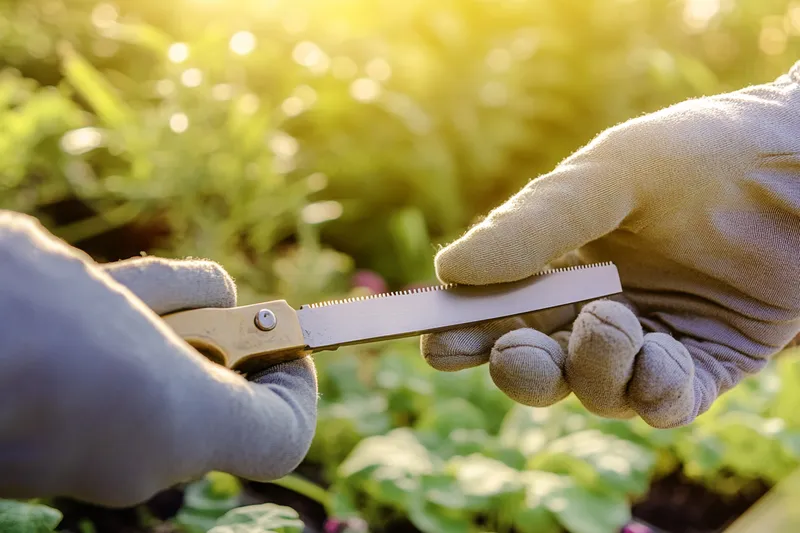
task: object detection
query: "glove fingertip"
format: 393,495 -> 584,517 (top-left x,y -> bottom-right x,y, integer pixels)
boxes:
490,328 -> 570,407
420,331 -> 491,371
628,333 -> 698,429
103,256 -> 237,313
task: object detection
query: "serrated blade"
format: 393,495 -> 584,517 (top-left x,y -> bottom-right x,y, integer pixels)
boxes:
297,262 -> 622,351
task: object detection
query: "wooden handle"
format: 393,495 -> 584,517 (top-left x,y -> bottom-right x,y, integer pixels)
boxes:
162,300 -> 308,372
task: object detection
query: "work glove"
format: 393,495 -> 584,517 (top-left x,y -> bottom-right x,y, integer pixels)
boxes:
0,210 -> 317,507
421,63 -> 800,428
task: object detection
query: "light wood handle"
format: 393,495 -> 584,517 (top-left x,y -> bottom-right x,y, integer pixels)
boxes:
162,300 -> 308,372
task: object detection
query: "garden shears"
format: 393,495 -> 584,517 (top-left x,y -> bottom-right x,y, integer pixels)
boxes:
163,262 -> 622,373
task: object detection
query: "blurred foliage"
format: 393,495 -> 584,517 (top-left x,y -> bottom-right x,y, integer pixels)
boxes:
309,342 -> 800,533
3,0 -> 800,532
4,0 -> 800,294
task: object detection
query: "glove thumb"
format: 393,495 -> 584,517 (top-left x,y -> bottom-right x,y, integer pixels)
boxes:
435,128 -> 642,285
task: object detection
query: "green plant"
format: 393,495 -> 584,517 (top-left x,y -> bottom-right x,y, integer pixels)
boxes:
175,472 -> 246,533
0,500 -> 62,533
207,504 -> 305,533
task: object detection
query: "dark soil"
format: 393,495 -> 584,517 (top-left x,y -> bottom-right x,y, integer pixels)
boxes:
631,471 -> 770,533
54,488 -> 185,533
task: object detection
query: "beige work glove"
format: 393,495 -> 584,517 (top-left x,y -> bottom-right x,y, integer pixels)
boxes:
421,62 -> 800,429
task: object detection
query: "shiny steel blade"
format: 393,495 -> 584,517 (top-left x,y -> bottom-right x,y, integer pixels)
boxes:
297,262 -> 622,351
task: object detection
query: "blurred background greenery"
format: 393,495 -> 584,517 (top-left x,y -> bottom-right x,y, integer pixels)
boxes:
3,0 -> 800,532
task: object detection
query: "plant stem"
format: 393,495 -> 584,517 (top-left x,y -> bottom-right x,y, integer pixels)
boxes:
270,474 -> 332,512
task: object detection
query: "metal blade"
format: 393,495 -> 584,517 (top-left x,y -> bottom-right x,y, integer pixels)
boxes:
297,262 -> 622,351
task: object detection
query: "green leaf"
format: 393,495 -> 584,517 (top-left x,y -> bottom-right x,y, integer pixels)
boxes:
209,504 -> 305,533
420,474 -> 472,510
327,484 -> 363,519
528,429 -> 655,497
338,428 -> 437,505
340,428 -> 436,478
174,472 -> 243,532
513,478 -> 561,533
0,500 -> 62,533
206,472 -> 243,500
57,44 -> 135,133
406,493 -> 472,533
499,403 -> 583,457
182,472 -> 243,513
415,398 -> 488,437
520,472 -> 630,533
446,454 -> 524,502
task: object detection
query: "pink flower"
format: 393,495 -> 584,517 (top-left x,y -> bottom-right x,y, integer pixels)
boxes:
351,270 -> 387,294
324,518 -> 343,533
621,522 -> 653,533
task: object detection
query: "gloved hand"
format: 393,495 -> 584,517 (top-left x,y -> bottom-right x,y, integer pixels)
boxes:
421,64 -> 800,428
0,210 -> 317,507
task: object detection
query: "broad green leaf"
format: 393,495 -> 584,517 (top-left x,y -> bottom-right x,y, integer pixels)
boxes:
415,397 -> 488,437
339,428 -> 437,505
0,500 -> 62,533
520,472 -> 630,533
528,430 -> 655,496
417,428 -> 496,460
209,504 -> 304,533
420,474 -> 472,510
175,472 -> 243,532
339,428 -> 436,479
446,454 -> 524,502
513,478 -> 561,533
407,493 -> 472,533
320,394 -> 393,437
499,403 -> 585,457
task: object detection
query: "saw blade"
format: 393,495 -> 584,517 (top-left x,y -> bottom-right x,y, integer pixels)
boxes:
297,262 -> 622,351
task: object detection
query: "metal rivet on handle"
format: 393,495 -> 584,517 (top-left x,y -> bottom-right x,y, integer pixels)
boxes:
254,309 -> 277,331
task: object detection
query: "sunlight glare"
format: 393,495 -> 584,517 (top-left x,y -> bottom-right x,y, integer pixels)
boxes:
237,93 -> 260,114
181,68 -> 203,87
306,173 -> 328,192
760,26 -> 788,55
211,83 -> 233,101
350,78 -> 380,102
269,131 -> 299,158
169,113 -> 189,133
91,3 -> 118,29
365,58 -> 392,81
155,79 -> 175,96
292,41 -> 330,74
683,0 -> 720,32
281,96 -> 304,117
486,48 -> 512,72
230,31 -> 256,55
302,201 -> 343,224
168,42 -> 189,63
60,127 -> 103,155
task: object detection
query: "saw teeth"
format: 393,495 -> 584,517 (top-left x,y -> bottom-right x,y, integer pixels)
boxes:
303,283 -> 456,308
300,261 -> 613,309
